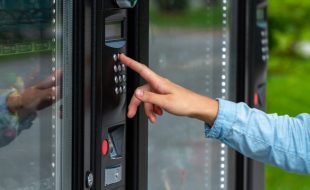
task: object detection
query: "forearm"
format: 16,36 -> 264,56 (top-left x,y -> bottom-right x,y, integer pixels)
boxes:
206,99 -> 310,174
190,95 -> 219,126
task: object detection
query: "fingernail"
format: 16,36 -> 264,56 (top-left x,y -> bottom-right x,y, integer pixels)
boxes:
135,89 -> 144,97
127,112 -> 132,118
149,117 -> 154,124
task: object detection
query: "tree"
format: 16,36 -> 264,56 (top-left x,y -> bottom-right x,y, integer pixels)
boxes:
156,0 -> 189,12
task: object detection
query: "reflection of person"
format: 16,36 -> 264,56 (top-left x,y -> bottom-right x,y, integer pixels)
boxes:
119,54 -> 310,174
0,70 -> 60,147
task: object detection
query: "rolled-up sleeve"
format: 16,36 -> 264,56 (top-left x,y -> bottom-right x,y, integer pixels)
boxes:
0,91 -> 35,147
205,99 -> 310,174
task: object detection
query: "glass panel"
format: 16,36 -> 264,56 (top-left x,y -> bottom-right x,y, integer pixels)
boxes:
0,0 -> 72,189
149,0 -> 235,190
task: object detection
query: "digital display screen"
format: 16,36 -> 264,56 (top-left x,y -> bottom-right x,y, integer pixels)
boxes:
105,21 -> 123,41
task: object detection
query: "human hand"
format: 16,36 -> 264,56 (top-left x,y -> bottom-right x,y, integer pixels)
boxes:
7,70 -> 62,116
119,54 -> 219,125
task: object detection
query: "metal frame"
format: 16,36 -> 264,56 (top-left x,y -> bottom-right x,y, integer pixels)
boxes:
72,0 -> 87,189
125,1 -> 149,189
235,0 -> 266,189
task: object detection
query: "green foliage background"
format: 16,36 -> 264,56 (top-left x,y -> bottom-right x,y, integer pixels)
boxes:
266,0 -> 310,189
269,0 -> 310,55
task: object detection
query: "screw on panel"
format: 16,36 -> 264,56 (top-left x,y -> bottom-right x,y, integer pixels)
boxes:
86,171 -> 94,188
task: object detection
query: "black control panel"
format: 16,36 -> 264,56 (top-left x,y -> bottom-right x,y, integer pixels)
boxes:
101,10 -> 127,190
93,1 -> 136,189
242,1 -> 269,189
249,0 -> 268,110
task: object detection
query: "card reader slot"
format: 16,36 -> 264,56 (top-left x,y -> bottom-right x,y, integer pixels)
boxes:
108,125 -> 125,159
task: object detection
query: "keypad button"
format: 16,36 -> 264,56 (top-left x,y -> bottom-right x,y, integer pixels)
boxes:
113,54 -> 118,62
114,76 -> 119,84
119,87 -> 123,94
115,87 -> 119,95
122,64 -> 126,71
122,75 -> 126,82
122,86 -> 126,93
118,65 -> 122,72
119,76 -> 123,83
113,65 -> 118,73
262,55 -> 267,61
261,39 -> 268,45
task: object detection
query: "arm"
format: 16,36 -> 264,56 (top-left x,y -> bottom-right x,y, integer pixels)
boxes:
207,99 -> 310,174
120,54 -> 310,174
6,70 -> 62,116
0,70 -> 61,147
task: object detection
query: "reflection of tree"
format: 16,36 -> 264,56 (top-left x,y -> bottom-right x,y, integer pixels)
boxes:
0,10 -> 14,25
156,0 -> 189,12
0,0 -> 53,31
0,0 -> 53,45
154,0 -> 221,12
18,9 -> 52,24
0,8 -> 52,27
202,0 -> 221,6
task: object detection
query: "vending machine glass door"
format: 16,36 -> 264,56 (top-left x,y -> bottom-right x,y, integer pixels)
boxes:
0,0 -> 72,189
148,1 -> 236,190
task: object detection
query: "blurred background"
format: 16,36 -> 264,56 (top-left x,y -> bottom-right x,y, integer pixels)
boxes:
266,0 -> 310,189
149,0 -> 310,189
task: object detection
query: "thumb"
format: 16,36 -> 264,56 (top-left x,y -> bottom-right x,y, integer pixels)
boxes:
135,89 -> 166,109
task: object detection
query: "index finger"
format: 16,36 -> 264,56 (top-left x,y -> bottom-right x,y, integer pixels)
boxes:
119,54 -> 161,85
36,69 -> 62,89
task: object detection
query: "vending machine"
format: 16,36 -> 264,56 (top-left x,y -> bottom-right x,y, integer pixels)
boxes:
0,0 -> 268,190
76,0 -> 149,189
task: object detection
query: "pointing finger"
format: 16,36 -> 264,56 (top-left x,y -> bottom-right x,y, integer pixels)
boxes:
119,54 -> 163,88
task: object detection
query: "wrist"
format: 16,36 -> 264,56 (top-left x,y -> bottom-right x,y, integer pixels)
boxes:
6,91 -> 23,114
190,95 -> 219,126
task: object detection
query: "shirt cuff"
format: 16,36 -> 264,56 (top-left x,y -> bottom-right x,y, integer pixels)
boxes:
0,90 -> 13,114
205,99 -> 238,140
0,90 -> 36,131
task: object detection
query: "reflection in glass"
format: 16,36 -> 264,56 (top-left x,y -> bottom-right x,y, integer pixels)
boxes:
149,0 -> 234,190
0,0 -> 72,189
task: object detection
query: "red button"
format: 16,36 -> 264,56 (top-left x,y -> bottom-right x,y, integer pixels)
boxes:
254,93 -> 259,107
102,139 -> 109,156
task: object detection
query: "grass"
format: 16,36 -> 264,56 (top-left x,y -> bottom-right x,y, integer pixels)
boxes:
265,55 -> 310,189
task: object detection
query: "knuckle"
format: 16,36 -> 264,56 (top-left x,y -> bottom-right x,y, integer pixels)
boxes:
161,77 -> 170,84
143,91 -> 151,101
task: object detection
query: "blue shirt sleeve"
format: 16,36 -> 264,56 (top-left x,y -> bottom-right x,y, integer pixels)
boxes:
0,91 -> 35,147
205,99 -> 310,174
